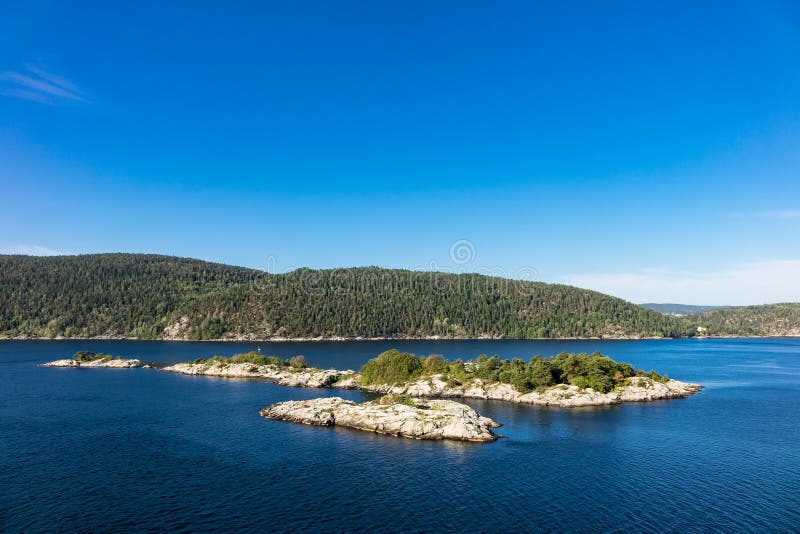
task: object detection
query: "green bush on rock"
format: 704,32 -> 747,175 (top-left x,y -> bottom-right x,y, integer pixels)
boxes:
73,351 -> 116,362
191,352 -> 309,368
360,349 -> 423,386
359,349 -> 666,393
289,355 -> 308,369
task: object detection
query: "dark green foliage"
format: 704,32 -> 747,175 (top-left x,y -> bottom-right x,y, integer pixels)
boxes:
73,350 -> 100,362
422,354 -> 449,374
204,268 -> 697,339
227,351 -> 275,366
0,254 -> 699,340
360,349 -> 423,385
73,351 -> 115,362
691,303 -> 800,336
289,355 -> 308,369
359,350 -> 659,393
188,318 -> 224,340
550,352 -> 623,392
198,351 -> 300,367
0,254 -> 258,339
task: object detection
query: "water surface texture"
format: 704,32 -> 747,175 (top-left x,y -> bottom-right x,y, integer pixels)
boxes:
1,338 -> 798,532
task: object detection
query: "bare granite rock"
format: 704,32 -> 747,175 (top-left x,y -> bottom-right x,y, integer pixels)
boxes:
161,362 -> 355,388
260,396 -> 501,442
160,362 -> 701,406
41,352 -> 702,409
360,374 -> 702,407
41,358 -> 143,368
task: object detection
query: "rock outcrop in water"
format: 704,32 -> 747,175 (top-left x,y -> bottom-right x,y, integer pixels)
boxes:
164,360 -> 701,407
163,362 -> 702,408
359,375 -> 702,407
44,350 -> 703,408
260,395 -> 501,442
161,361 -> 355,388
41,358 -> 144,368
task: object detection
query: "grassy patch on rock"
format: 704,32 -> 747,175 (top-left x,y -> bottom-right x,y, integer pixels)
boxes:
376,393 -> 429,409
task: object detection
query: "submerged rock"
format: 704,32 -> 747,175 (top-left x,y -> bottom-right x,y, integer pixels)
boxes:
260,396 -> 501,442
41,358 -> 143,368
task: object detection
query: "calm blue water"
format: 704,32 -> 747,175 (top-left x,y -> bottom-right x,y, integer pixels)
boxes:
1,338 -> 798,532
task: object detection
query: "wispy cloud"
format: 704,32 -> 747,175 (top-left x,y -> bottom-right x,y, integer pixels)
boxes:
0,64 -> 88,105
560,259 -> 800,306
0,245 -> 69,256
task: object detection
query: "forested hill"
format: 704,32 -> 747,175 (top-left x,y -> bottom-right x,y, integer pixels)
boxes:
691,303 -> 800,336
0,254 -> 260,338
1,253 -> 696,340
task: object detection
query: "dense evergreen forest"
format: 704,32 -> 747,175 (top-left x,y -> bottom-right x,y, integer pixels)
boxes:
0,253 -> 717,340
0,254 -> 259,338
689,303 -> 800,336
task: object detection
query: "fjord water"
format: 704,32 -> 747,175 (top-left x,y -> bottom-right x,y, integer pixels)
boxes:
1,339 -> 798,532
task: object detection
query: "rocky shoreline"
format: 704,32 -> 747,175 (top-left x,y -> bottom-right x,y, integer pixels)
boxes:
156,360 -> 702,407
357,374 -> 702,407
40,352 -> 703,442
41,358 -> 146,368
161,361 -> 354,388
260,395 -> 501,442
41,353 -> 703,408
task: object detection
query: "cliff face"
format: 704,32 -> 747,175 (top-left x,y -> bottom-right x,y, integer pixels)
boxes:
260,396 -> 501,442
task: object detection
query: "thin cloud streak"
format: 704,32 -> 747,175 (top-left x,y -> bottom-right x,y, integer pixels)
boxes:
560,259 -> 800,306
26,64 -> 84,94
0,64 -> 88,105
0,88 -> 55,105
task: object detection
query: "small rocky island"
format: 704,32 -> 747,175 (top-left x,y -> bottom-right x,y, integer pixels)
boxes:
161,353 -> 354,387
42,349 -> 702,442
161,349 -> 702,408
41,351 -> 145,368
261,394 -> 501,442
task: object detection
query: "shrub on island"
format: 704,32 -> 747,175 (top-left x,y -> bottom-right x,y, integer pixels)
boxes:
190,351 -> 308,368
360,349 -> 423,385
73,351 -> 114,363
288,355 -> 308,369
359,349 -> 668,393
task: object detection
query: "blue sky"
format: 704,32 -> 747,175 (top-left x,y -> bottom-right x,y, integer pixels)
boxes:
1,1 -> 799,304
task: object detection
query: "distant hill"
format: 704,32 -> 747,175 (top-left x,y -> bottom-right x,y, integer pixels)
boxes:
690,303 -> 800,336
0,254 -> 695,340
640,303 -> 726,316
